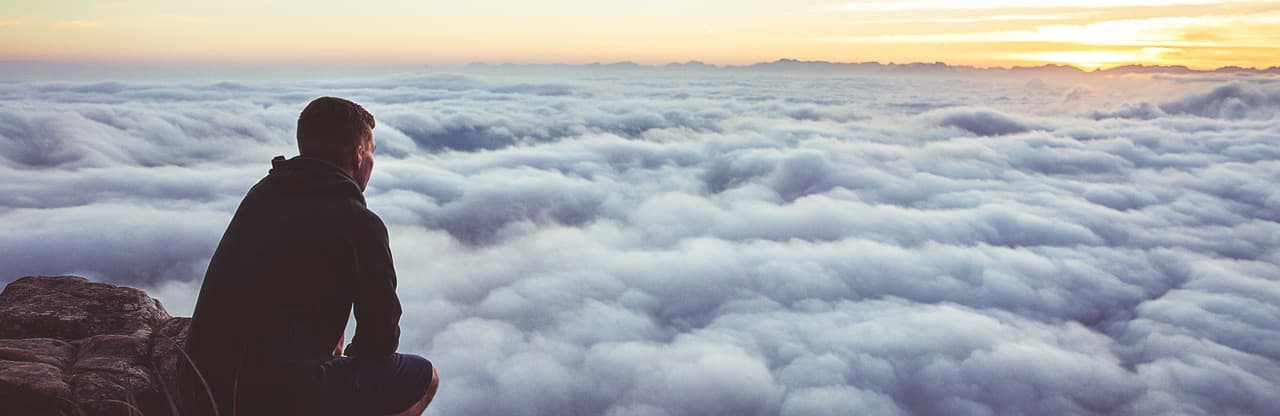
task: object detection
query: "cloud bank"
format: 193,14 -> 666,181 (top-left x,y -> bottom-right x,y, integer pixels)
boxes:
1,67 -> 1278,415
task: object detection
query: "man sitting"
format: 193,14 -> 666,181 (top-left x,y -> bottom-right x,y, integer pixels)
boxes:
181,97 -> 439,415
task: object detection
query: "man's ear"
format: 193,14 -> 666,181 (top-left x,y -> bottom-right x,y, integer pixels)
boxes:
348,143 -> 364,171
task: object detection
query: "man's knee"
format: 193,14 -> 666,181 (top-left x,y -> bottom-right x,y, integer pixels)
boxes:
400,354 -> 437,405
327,353 -> 438,415
395,364 -> 438,416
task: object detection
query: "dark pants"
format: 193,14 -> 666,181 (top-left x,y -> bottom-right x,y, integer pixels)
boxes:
323,353 -> 434,415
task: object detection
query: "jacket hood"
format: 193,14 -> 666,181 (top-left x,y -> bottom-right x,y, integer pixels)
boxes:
266,155 -> 365,202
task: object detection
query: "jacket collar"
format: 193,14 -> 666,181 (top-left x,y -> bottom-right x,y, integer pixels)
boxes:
267,155 -> 365,202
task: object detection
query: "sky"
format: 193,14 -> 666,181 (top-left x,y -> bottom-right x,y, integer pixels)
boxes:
2,0 -> 1279,69
1,65 -> 1278,414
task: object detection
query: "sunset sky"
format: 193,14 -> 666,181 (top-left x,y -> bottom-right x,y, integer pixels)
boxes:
2,0 -> 1277,70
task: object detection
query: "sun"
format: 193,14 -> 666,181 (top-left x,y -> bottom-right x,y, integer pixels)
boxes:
1012,50 -> 1164,70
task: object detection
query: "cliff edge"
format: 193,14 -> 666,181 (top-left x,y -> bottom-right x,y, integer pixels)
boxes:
0,275 -> 190,416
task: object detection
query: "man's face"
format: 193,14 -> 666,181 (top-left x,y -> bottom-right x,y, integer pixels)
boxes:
353,128 -> 375,191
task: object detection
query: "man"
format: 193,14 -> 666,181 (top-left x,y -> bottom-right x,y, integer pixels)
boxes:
180,97 -> 439,416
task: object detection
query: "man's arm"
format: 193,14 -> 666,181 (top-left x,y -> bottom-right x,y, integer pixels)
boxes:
343,211 -> 402,361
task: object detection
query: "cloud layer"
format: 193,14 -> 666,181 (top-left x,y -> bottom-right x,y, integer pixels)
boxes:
1,68 -> 1278,415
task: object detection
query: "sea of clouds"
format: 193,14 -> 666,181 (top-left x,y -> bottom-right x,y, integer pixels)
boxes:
1,65 -> 1278,415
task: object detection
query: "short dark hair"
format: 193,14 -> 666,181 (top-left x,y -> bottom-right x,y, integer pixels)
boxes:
297,96 -> 375,164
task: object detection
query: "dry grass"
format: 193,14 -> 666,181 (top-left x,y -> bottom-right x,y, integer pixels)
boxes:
50,336 -> 230,416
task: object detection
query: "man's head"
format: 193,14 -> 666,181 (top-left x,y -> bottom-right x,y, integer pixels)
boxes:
297,96 -> 377,191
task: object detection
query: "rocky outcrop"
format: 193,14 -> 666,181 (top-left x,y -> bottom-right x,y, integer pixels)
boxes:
0,276 -> 190,416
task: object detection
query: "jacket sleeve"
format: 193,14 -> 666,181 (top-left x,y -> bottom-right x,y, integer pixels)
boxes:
343,210 -> 402,361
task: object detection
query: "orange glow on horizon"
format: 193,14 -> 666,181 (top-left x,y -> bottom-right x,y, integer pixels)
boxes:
0,1 -> 1276,71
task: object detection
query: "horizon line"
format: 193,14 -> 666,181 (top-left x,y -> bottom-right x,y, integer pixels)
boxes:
3,57 -> 1279,75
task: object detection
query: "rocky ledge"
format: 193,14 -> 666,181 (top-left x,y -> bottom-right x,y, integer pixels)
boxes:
0,276 -> 190,416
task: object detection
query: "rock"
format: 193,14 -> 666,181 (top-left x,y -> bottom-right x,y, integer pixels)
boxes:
152,317 -> 192,400
0,276 -> 191,416
0,275 -> 170,341
0,338 -> 75,368
72,334 -> 158,415
0,359 -> 72,415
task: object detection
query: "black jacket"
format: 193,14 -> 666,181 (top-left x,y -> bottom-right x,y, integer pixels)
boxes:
180,156 -> 401,415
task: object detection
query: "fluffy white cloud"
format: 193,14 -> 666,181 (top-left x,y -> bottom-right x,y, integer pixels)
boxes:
1,66 -> 1278,415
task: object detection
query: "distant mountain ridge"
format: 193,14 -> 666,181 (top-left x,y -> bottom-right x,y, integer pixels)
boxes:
465,58 -> 1280,76
3,58 -> 1277,82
